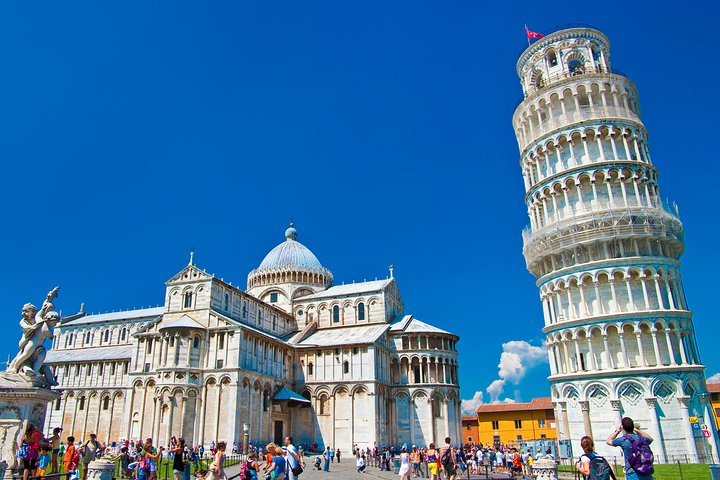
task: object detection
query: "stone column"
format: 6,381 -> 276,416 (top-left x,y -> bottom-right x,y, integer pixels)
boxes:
179,396 -> 188,439
602,334 -> 614,369
152,395 -> 162,441
610,399 -> 622,425
214,384 -> 222,443
619,332 -> 629,367
94,396 -> 102,437
677,396 -> 699,459
579,401 -> 593,438
198,386 -> 207,445
636,333 -> 647,367
644,397 -> 666,462
166,394 -> 175,447
559,401 -> 570,440
107,395 -> 116,443
409,399 -> 415,445
443,400 -> 450,439
125,387 -> 135,439
138,386 -> 148,439
651,330 -> 662,366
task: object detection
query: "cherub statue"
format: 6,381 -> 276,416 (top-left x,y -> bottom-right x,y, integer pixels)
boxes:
7,287 -> 61,386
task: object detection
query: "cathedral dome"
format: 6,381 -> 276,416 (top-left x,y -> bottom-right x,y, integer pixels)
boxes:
248,225 -> 333,290
258,227 -> 323,271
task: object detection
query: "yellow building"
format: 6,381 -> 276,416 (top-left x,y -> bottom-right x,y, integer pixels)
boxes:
476,397 -> 557,447
709,383 -> 720,431
461,415 -> 480,444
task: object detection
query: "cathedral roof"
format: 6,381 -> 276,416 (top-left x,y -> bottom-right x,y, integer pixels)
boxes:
45,345 -> 134,363
256,225 -> 327,273
295,278 -> 393,301
295,324 -> 389,347
389,314 -> 453,336
60,306 -> 164,326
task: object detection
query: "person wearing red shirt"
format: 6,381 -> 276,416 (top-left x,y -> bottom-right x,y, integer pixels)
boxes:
22,424 -> 40,480
63,436 -> 78,480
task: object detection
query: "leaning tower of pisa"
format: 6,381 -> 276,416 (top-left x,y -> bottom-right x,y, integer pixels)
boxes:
513,26 -> 719,462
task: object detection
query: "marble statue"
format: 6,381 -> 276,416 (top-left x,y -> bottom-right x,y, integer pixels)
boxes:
6,287 -> 60,387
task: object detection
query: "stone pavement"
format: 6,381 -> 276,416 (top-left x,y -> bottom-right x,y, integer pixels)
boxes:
221,457 -> 574,480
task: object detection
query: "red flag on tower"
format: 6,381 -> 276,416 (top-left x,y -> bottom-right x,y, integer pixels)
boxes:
525,26 -> 543,39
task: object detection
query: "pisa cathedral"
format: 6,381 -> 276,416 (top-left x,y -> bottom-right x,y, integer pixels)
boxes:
515,27 -> 719,461
43,225 -> 461,450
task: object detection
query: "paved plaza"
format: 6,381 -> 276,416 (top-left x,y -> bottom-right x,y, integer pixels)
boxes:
221,457 -> 534,480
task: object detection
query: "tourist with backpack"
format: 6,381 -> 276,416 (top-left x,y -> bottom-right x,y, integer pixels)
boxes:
240,452 -> 259,480
439,437 -> 456,480
578,436 -> 616,480
606,417 -> 654,480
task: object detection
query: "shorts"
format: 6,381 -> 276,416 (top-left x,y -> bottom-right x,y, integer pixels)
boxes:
428,463 -> 438,476
23,459 -> 37,470
443,463 -> 456,477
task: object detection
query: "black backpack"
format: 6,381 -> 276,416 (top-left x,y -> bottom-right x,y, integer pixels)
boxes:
441,447 -> 452,465
580,454 -> 616,480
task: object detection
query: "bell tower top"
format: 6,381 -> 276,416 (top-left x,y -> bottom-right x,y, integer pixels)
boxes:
517,26 -> 610,97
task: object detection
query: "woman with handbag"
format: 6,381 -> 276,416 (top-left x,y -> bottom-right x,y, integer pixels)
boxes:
207,442 -> 226,480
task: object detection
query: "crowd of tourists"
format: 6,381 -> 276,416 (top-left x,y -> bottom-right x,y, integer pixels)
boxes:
16,424 -> 306,480
16,415 -> 655,480
345,436 -> 547,479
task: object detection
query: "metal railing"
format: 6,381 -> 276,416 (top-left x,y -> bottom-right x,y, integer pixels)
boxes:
44,454 -> 247,480
522,204 -> 684,267
517,24 -> 603,57
516,67 -> 632,107
515,103 -> 641,152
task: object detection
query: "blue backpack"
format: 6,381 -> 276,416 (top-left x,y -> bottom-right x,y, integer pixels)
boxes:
580,453 -> 616,480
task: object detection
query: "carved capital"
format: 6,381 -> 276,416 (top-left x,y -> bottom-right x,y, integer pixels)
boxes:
644,397 -> 658,408
677,395 -> 691,408
579,400 -> 590,412
557,401 -> 567,411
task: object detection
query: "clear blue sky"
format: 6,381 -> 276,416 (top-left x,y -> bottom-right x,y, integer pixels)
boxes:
1,2 -> 718,408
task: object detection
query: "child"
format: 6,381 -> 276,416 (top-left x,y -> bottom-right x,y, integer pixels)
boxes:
64,436 -> 78,480
113,447 -> 131,478
36,446 -> 51,480
195,469 -> 207,480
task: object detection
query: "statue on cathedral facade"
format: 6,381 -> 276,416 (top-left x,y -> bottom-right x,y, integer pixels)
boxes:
5,286 -> 61,387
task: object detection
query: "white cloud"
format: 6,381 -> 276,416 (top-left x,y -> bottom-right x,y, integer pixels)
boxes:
461,391 -> 484,414
708,373 -> 720,384
498,340 -> 547,383
486,340 -> 548,403
487,379 -> 506,403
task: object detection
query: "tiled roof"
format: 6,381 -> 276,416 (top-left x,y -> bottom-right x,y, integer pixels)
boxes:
296,324 -> 389,347
708,383 -> 720,393
461,415 -> 478,422
61,307 -> 164,326
295,279 -> 392,301
45,345 -> 134,363
476,397 -> 553,414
